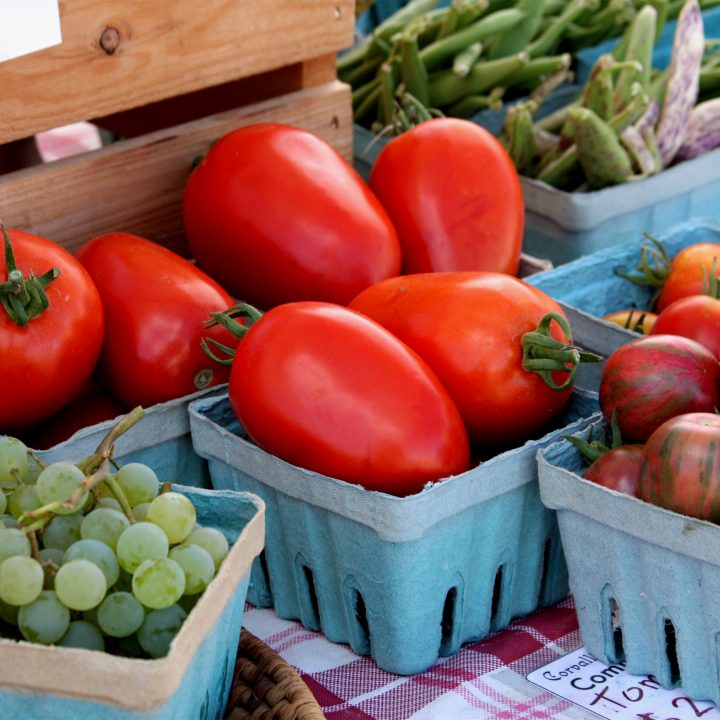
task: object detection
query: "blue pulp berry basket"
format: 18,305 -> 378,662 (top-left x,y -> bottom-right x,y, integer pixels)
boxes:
526,217 -> 720,390
33,386 -> 228,489
538,419 -> 720,706
0,484 -> 265,720
189,389 -> 599,676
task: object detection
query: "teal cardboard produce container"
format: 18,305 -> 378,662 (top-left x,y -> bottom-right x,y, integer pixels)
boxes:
0,485 -> 265,720
526,217 -> 720,389
522,152 -> 720,266
537,420 -> 720,706
34,386 -> 228,489
189,389 -> 599,676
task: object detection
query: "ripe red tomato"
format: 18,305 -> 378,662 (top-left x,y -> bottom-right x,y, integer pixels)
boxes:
369,118 -> 524,276
657,242 -> 720,311
651,294 -> 720,358
225,301 -> 471,496
0,228 -> 104,432
639,412 -> 720,522
583,445 -> 643,497
75,232 -> 237,408
599,334 -> 720,443
350,272 -> 576,447
182,123 -> 401,310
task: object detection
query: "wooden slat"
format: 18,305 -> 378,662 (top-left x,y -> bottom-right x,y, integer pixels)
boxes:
0,0 -> 354,144
0,80 -> 352,256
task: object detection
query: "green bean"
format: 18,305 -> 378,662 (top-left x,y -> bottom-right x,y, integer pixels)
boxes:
378,62 -> 397,128
428,52 -> 528,106
502,53 -> 571,92
572,107 -> 634,188
445,88 -> 504,116
400,34 -> 431,105
505,103 -> 538,174
453,42 -> 483,77
354,83 -> 383,124
352,77 -> 381,107
527,0 -> 601,59
489,0 -> 545,59
613,4 -> 657,112
419,8 -> 526,71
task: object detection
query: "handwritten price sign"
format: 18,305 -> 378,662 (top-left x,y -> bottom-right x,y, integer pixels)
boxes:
527,648 -> 719,720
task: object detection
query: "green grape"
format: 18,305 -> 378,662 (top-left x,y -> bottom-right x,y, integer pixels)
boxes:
58,620 -> 105,651
39,547 -> 65,566
0,492 -> 6,515
18,590 -> 70,644
36,462 -> 88,515
8,484 -> 41,519
115,522 -> 169,573
42,512 -> 83,550
0,528 -> 31,564
97,591 -> 144,638
54,559 -> 107,611
64,539 -> 120,587
132,558 -> 185,609
0,514 -> 18,530
0,437 -> 29,485
23,458 -> 42,485
96,497 -> 122,512
132,502 -> 150,522
188,526 -> 229,571
146,492 -> 196,544
81,508 -> 129,550
0,555 -> 44,606
137,604 -> 187,658
0,598 -> 19,625
169,543 -> 215,595
116,463 -> 160,507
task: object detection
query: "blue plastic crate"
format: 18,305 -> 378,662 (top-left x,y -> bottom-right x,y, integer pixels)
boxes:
0,484 -> 265,720
538,418 -> 720,706
526,217 -> 720,389
189,389 -> 599,675
34,386 -> 228,490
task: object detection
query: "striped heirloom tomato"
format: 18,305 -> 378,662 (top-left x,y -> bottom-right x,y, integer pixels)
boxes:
639,413 -> 720,522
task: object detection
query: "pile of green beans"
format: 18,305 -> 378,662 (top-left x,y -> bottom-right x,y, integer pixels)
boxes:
342,0 -> 720,136
500,0 -> 720,191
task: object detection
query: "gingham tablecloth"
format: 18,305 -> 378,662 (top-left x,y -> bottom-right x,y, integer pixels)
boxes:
243,597 -> 598,719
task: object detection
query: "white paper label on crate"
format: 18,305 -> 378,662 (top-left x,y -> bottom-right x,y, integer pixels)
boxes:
0,0 -> 62,63
527,647 -> 720,720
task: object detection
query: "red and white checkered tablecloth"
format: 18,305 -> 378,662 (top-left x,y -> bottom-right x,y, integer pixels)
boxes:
243,596 -> 597,719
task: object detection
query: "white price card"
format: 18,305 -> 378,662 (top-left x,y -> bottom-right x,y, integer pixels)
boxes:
527,647 -> 720,720
0,0 -> 62,63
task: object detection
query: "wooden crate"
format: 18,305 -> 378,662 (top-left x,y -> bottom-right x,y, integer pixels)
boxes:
0,1 -> 355,254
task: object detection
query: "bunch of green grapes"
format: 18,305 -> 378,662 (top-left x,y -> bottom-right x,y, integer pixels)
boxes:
0,436 -> 230,658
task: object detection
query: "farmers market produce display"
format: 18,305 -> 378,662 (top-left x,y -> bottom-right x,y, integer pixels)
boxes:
501,0 -> 720,189
0,409 -> 229,658
343,0 -> 719,132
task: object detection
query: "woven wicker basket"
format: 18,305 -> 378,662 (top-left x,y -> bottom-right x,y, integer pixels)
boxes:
226,629 -> 327,720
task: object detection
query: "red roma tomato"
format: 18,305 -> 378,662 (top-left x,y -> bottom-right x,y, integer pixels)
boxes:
639,412 -> 720,522
75,233 -> 237,408
657,242 -> 720,311
599,334 -> 720,443
182,123 -> 401,309
584,445 -> 643,497
651,294 -> 720,358
227,302 -> 471,496
27,377 -> 128,450
350,272 -> 574,447
369,118 -> 523,276
0,228 -> 104,432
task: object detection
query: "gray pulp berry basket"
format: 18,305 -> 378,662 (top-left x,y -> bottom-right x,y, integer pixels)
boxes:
538,420 -> 720,706
189,389 -> 600,676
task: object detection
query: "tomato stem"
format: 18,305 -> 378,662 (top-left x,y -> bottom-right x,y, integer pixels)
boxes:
0,223 -> 61,326
614,232 -> 671,307
202,302 -> 264,365
521,312 -> 602,391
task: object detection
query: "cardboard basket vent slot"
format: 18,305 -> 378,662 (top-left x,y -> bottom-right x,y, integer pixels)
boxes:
537,538 -> 554,607
296,560 -> 322,632
345,583 -> 371,657
440,585 -> 461,656
663,617 -> 681,688
491,563 -> 507,631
